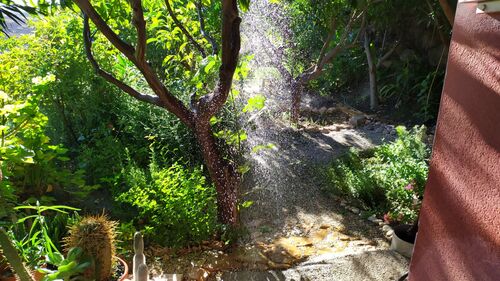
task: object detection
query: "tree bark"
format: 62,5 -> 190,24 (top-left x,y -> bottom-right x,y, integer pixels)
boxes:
291,82 -> 302,123
194,119 -> 239,225
364,31 -> 378,110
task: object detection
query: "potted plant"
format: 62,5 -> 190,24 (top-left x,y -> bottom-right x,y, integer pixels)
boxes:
0,209 -> 128,281
63,214 -> 128,281
387,181 -> 423,258
390,217 -> 419,258
37,247 -> 91,281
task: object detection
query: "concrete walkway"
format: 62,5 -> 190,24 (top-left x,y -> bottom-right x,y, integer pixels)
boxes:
221,250 -> 408,281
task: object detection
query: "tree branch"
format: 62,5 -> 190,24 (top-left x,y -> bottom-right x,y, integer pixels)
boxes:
253,28 -> 293,82
317,18 -> 337,66
165,0 -> 207,58
377,41 -> 398,68
196,0 -> 240,121
130,0 -> 147,61
75,0 -> 194,127
76,0 -> 136,61
83,15 -> 163,107
300,10 -> 365,84
196,0 -> 219,55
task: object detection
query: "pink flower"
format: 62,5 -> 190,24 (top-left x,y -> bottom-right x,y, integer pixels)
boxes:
405,183 -> 414,191
383,213 -> 391,223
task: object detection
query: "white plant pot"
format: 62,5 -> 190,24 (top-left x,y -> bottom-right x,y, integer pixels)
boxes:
390,232 -> 414,258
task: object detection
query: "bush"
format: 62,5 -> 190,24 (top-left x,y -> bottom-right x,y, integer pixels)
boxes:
326,126 -> 430,223
116,156 -> 218,246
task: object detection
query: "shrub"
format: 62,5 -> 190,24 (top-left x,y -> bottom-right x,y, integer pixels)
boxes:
326,126 -> 430,223
116,157 -> 218,247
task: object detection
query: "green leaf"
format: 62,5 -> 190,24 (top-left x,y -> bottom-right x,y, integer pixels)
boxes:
240,201 -> 254,208
238,0 -> 251,11
204,60 -> 216,74
46,252 -> 64,266
243,94 -> 266,113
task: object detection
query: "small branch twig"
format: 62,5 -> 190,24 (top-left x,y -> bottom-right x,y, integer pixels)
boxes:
130,0 -> 147,61
317,18 -> 337,65
165,0 -> 207,58
377,41 -> 399,68
196,0 -> 219,55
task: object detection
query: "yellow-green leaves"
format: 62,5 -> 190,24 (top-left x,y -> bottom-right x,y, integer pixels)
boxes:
243,94 -> 266,113
238,0 -> 251,12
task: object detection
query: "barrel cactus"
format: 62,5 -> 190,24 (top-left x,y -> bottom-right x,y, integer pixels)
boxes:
63,214 -> 117,281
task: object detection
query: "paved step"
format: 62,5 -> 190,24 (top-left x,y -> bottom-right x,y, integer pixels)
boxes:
220,250 -> 408,281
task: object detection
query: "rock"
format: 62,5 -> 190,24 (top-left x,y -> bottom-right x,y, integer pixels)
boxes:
340,200 -> 347,207
386,230 -> 394,238
306,127 -> 321,133
350,207 -> 360,214
326,107 -> 336,114
235,247 -> 270,265
375,127 -> 384,133
290,226 -> 302,236
349,114 -> 367,127
165,274 -> 183,281
321,128 -> 330,134
382,225 -> 392,232
186,267 -> 209,281
367,215 -> 377,222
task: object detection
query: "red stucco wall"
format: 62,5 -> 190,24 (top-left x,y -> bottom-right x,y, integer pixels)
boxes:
408,2 -> 500,281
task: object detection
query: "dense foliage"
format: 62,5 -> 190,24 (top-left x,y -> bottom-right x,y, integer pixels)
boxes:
117,159 -> 217,246
282,0 -> 450,121
0,12 -> 206,246
326,126 -> 430,223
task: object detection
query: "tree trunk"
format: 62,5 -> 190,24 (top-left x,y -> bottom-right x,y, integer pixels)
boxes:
291,82 -> 302,123
194,119 -> 239,225
364,31 -> 378,110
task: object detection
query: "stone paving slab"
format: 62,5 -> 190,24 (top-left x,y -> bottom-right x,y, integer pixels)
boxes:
220,250 -> 408,281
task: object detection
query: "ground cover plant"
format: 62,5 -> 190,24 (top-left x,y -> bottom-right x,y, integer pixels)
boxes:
326,126 -> 430,224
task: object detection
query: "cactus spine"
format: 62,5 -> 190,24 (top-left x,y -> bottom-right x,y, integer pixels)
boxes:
133,232 -> 148,281
0,228 -> 35,281
63,214 -> 117,281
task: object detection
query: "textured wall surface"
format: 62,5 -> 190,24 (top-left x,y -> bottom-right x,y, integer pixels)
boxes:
409,3 -> 500,281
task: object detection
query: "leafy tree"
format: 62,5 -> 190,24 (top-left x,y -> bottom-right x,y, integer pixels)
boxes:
69,0 -> 243,225
256,0 -> 367,122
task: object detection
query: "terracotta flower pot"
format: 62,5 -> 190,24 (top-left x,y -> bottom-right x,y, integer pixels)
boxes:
116,256 -> 129,281
0,258 -> 127,281
0,270 -> 44,281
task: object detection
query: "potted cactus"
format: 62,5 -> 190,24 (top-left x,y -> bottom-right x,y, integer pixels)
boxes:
63,214 -> 128,281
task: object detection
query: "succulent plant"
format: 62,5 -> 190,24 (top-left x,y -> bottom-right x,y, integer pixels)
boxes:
63,214 -> 117,281
133,232 -> 146,281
